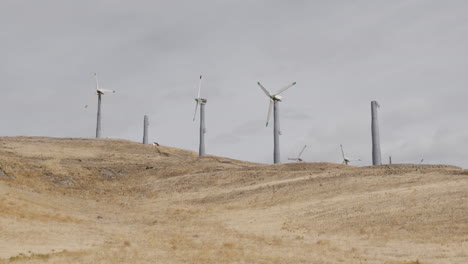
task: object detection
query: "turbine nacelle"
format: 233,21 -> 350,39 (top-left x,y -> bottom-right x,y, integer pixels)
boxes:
271,95 -> 282,101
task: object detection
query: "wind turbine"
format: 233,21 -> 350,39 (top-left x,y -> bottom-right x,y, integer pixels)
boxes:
93,73 -> 115,138
288,145 -> 307,162
371,101 -> 382,165
257,81 -> 296,164
193,75 -> 207,156
340,144 -> 360,165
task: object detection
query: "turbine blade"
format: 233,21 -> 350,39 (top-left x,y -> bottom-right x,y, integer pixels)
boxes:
340,144 -> 345,160
197,75 -> 202,99
298,145 -> 307,158
94,73 -> 99,90
273,82 -> 296,96
257,82 -> 271,97
266,100 -> 273,127
98,89 -> 116,94
193,101 -> 199,121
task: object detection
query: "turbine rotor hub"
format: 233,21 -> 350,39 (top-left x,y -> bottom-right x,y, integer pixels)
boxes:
271,95 -> 282,101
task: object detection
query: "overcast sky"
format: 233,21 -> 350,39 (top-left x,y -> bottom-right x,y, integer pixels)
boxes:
2,0 -> 468,167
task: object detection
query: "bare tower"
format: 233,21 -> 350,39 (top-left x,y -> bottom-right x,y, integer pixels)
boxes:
143,115 -> 149,144
371,101 -> 382,165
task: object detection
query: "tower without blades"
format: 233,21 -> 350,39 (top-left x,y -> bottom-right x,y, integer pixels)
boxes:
371,101 -> 382,165
143,115 -> 149,144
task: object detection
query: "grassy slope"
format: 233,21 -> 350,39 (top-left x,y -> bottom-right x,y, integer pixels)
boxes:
0,137 -> 467,264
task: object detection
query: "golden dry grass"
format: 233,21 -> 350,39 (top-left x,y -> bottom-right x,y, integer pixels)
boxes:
0,136 -> 467,263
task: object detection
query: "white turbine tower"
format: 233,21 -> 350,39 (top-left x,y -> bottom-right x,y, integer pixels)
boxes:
94,73 -> 115,138
371,101 -> 382,165
193,75 -> 207,156
143,115 -> 149,144
340,144 -> 360,165
257,81 -> 297,164
288,145 -> 307,162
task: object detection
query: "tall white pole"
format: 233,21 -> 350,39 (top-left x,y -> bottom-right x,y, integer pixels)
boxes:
143,115 -> 149,144
273,100 -> 280,164
96,93 -> 102,138
371,101 -> 382,165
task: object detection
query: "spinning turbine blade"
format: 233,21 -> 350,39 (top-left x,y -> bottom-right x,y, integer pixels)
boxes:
98,89 -> 115,94
94,73 -> 100,90
273,82 -> 296,96
193,101 -> 199,121
94,73 -> 115,94
340,144 -> 345,160
266,100 -> 273,127
298,145 -> 307,158
193,75 -> 202,121
197,75 -> 202,99
257,82 -> 271,97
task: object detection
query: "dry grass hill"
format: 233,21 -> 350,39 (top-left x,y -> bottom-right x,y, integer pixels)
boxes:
0,137 -> 467,264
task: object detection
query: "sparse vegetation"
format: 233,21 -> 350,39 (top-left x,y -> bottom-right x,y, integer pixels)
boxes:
0,137 -> 466,263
